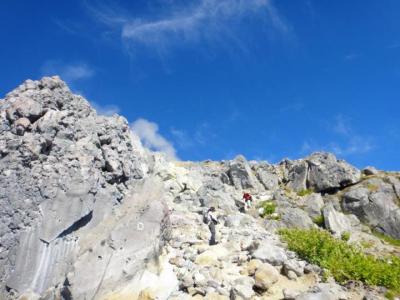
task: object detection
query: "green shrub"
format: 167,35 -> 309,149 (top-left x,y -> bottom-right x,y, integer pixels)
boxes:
312,215 -> 325,228
341,231 -> 350,242
278,228 -> 400,296
258,201 -> 277,218
297,189 -> 314,197
372,230 -> 400,247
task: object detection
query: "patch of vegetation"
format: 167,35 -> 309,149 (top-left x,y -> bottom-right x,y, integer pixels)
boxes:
312,215 -> 325,228
283,186 -> 294,199
386,290 -> 398,300
366,183 -> 379,192
360,240 -> 375,249
258,201 -> 277,218
341,231 -> 350,242
297,188 -> 314,197
278,228 -> 400,297
372,230 -> 400,247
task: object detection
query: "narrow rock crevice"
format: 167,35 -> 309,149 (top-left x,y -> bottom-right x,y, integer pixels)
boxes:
56,211 -> 93,239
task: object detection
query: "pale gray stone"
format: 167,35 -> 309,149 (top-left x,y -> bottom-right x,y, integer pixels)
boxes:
251,243 -> 288,266
343,178 -> 400,239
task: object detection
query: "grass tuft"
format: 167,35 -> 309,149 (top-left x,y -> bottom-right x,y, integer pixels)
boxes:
341,231 -> 350,242
372,230 -> 400,247
366,183 -> 379,192
257,201 -> 277,218
297,189 -> 314,197
278,228 -> 400,297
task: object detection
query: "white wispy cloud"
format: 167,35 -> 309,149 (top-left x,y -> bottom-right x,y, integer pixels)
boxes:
131,118 -> 178,160
302,138 -> 373,157
301,115 -> 374,157
87,0 -> 290,55
90,102 -> 120,116
170,122 -> 217,149
41,60 -> 95,83
333,114 -> 351,136
170,128 -> 194,149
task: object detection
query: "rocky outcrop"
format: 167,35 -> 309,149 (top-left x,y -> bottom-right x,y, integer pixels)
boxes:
306,152 -> 361,192
226,155 -> 262,190
323,203 -> 361,237
342,176 -> 400,239
285,152 -> 361,193
0,77 -> 169,299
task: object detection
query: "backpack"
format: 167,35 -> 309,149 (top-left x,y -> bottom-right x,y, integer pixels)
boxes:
203,210 -> 210,224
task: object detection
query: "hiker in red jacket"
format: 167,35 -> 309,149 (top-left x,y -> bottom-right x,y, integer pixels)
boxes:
242,192 -> 253,211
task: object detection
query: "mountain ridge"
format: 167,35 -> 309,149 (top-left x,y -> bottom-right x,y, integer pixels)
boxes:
0,77 -> 399,300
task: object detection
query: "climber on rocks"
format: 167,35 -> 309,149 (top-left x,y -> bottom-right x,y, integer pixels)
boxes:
242,192 -> 253,212
204,207 -> 219,245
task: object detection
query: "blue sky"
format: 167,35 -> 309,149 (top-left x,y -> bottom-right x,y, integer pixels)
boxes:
1,1 -> 400,169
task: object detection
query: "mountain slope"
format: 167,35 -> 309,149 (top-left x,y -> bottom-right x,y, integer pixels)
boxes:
0,77 -> 399,300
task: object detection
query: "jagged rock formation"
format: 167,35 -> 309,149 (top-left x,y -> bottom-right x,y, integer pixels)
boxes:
0,77 -> 399,300
0,77 -> 170,299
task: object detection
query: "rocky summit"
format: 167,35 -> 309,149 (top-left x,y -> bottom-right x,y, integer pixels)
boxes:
1,77 -> 400,300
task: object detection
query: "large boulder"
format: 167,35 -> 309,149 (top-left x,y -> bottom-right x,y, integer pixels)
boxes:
306,152 -> 361,193
342,177 -> 400,239
226,155 -> 261,190
304,194 -> 325,219
286,160 -> 308,192
284,152 -> 361,193
251,243 -> 288,266
323,203 -> 360,237
254,262 -> 280,290
280,207 -> 315,229
252,162 -> 280,190
0,77 -> 170,299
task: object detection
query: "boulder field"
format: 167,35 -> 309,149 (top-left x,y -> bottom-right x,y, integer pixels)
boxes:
0,77 -> 399,300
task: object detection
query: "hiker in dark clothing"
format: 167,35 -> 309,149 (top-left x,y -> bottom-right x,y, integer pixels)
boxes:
205,207 -> 219,245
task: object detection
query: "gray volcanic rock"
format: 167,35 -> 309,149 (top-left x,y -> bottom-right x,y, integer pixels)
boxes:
342,177 -> 400,239
304,193 -> 325,219
0,77 -> 169,299
323,203 -> 361,237
285,152 -> 361,193
306,152 -> 361,192
226,155 -> 261,190
286,160 -> 309,192
252,162 -> 280,190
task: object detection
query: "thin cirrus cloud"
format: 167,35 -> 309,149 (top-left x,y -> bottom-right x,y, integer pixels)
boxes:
41,60 -> 95,83
301,115 -> 374,157
86,0 -> 290,55
131,118 -> 178,160
90,102 -> 120,116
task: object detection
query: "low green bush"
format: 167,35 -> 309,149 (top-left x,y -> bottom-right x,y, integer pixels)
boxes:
341,231 -> 350,242
258,201 -> 277,218
278,228 -> 400,297
312,215 -> 325,228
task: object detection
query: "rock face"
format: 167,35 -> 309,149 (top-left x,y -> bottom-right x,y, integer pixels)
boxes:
285,152 -> 361,193
0,77 -> 399,300
0,77 -> 170,299
343,177 -> 400,239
